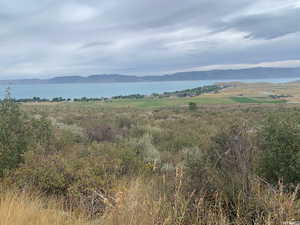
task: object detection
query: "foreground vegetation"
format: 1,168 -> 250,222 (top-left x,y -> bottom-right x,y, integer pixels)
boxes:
2,86 -> 300,224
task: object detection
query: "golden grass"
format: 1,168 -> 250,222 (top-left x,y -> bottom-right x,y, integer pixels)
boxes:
0,191 -> 86,225
98,177 -> 300,225
214,82 -> 300,103
0,179 -> 300,225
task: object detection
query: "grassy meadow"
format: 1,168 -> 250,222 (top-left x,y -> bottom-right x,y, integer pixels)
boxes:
2,82 -> 300,224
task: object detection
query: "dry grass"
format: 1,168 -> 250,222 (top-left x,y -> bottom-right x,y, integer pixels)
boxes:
214,82 -> 300,103
0,178 -> 300,225
0,191 -> 86,225
97,176 -> 300,225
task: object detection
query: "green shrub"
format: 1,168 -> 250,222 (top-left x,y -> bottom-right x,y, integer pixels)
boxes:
29,116 -> 54,151
187,120 -> 257,193
0,90 -> 55,176
11,141 -> 144,215
185,120 -> 266,222
132,134 -> 160,163
188,102 -> 197,111
258,115 -> 300,185
0,91 -> 29,176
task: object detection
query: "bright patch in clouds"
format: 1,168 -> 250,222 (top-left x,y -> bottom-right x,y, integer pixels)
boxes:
59,3 -> 98,22
295,0 -> 300,7
184,60 -> 300,72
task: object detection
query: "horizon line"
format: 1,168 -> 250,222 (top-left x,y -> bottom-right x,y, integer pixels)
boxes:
1,66 -> 300,81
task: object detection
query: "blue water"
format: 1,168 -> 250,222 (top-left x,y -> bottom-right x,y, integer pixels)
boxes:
0,78 -> 299,99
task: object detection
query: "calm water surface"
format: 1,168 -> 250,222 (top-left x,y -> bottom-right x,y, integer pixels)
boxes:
0,78 -> 300,99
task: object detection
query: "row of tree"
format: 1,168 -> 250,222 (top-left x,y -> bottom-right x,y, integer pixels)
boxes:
0,85 -> 226,103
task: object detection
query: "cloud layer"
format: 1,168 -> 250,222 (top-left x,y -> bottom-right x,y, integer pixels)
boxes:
1,0 -> 300,78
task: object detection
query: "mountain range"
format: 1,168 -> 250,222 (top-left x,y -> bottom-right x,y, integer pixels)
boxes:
1,67 -> 300,85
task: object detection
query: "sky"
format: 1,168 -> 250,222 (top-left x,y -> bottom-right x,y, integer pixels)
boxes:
1,0 -> 300,79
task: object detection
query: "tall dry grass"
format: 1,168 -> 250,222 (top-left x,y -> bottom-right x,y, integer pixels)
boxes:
98,176 -> 300,225
0,191 -> 86,225
0,178 -> 300,225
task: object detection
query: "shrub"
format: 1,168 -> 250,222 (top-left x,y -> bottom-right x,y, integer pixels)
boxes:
188,102 -> 197,111
188,121 -> 257,186
130,134 -> 160,163
11,142 -> 144,216
116,116 -> 135,129
86,124 -> 116,142
0,90 -> 55,176
0,91 -> 29,176
186,120 -> 259,220
29,116 -> 54,152
258,115 -> 300,185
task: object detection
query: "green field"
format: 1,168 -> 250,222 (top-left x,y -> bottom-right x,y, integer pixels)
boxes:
23,95 -> 288,110
101,97 -> 236,108
82,96 -> 287,109
230,97 -> 287,104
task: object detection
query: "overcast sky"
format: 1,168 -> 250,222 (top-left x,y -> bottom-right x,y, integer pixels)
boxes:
1,0 -> 300,79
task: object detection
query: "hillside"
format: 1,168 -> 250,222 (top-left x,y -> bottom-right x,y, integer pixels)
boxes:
2,92 -> 300,224
1,67 -> 300,85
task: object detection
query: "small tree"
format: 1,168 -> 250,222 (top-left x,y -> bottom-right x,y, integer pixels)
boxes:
188,102 -> 197,111
0,89 -> 29,176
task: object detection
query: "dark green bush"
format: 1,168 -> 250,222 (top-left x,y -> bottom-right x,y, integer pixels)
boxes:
0,92 -> 29,176
258,115 -> 300,185
188,102 -> 197,111
0,90 -> 54,176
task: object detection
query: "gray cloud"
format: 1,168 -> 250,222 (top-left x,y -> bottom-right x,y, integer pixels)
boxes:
0,0 -> 300,78
218,8 -> 300,39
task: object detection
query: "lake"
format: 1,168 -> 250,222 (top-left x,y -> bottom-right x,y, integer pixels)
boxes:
0,77 -> 300,99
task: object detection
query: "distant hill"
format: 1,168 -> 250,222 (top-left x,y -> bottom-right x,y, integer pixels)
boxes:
1,67 -> 300,85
